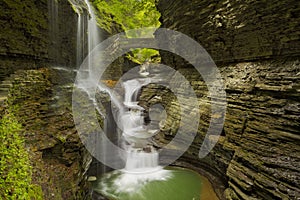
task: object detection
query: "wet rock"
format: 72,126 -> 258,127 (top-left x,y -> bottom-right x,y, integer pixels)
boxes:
141,1 -> 300,199
88,176 -> 97,182
3,68 -> 92,199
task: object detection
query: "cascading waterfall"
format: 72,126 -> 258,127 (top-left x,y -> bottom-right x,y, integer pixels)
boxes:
75,0 -> 161,174
73,0 -> 183,197
69,1 -> 219,199
120,78 -> 161,172
91,75 -> 217,200
92,76 -> 174,198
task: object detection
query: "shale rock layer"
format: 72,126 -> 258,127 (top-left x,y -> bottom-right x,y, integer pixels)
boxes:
139,1 -> 300,199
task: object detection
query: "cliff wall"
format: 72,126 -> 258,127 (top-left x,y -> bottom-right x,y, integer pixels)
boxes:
139,1 -> 300,199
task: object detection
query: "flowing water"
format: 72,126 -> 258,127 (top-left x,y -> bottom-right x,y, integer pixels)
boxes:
76,0 -> 101,70
92,167 -> 219,200
48,0 -> 59,61
90,74 -> 219,200
73,1 -> 219,199
76,13 -> 84,68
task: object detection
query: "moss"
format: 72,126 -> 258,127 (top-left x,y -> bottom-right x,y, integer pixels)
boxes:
0,71 -> 44,199
0,108 -> 43,199
2,0 -> 47,36
1,0 -> 48,57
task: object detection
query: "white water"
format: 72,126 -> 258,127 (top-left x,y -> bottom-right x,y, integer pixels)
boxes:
123,79 -> 144,105
76,0 -> 101,73
84,0 -> 100,80
125,148 -> 159,171
76,14 -> 83,68
119,78 -> 161,172
48,0 -> 59,60
99,169 -> 172,197
84,0 -> 101,51
74,0 -> 163,178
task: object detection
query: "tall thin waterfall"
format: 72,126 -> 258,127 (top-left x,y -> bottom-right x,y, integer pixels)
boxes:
84,0 -> 101,53
48,0 -> 59,61
76,0 -> 101,71
76,14 -> 83,68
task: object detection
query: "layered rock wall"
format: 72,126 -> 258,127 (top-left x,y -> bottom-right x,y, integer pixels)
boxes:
158,0 -> 300,62
0,0 -> 79,80
139,1 -> 300,199
0,68 -> 92,199
0,1 -> 95,199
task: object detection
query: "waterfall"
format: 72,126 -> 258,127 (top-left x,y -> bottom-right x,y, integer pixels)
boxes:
94,77 -> 172,197
123,79 -> 143,106
84,0 -> 101,53
75,0 -> 101,73
125,148 -> 159,172
48,0 -> 59,62
76,14 -> 83,68
84,0 -> 100,82
74,0 -> 160,175
120,78 -> 160,172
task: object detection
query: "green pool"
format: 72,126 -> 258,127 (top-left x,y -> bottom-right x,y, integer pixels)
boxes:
92,167 -> 219,200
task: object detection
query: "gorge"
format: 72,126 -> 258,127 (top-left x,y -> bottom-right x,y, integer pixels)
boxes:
0,0 -> 299,200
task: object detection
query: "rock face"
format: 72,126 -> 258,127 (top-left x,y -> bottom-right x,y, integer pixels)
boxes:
0,0 -> 79,80
0,0 -> 128,198
157,0 -> 300,62
139,1 -> 300,199
0,0 -> 96,199
0,68 -> 92,199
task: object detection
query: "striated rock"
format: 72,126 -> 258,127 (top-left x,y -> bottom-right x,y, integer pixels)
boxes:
139,1 -> 300,199
140,59 -> 300,200
157,0 -> 300,63
2,68 -> 92,199
0,0 -> 121,199
0,0 -> 81,80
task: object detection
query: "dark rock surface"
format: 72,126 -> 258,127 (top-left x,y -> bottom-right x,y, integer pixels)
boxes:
157,0 -> 300,63
0,0 -> 79,80
138,1 -> 300,199
0,68 -> 92,199
0,0 -> 96,198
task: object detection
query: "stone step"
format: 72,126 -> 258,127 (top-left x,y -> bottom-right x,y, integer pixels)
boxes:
0,96 -> 7,106
1,80 -> 12,84
1,83 -> 12,88
0,96 -> 7,102
0,87 -> 9,92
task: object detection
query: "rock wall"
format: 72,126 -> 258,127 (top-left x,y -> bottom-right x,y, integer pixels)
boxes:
139,1 -> 300,199
157,0 -> 300,63
0,0 -> 79,80
0,68 -> 92,199
0,0 -> 129,198
0,0 -> 97,199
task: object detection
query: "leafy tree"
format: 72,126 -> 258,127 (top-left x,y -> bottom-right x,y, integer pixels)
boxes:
92,0 -> 161,64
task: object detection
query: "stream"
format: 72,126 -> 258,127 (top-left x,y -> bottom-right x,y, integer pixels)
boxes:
74,1 -> 220,199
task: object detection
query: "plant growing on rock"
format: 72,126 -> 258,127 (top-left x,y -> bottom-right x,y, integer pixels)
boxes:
92,0 -> 161,64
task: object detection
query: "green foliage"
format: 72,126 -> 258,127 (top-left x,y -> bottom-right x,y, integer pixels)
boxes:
92,0 -> 161,63
93,0 -> 160,32
0,108 -> 43,199
127,48 -> 159,64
